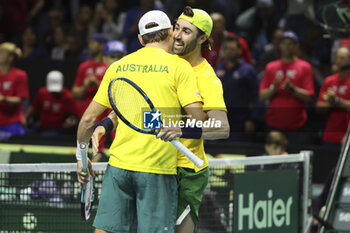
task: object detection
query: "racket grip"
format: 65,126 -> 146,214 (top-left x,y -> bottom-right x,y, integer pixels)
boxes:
170,139 -> 204,168
78,143 -> 89,172
81,154 -> 88,172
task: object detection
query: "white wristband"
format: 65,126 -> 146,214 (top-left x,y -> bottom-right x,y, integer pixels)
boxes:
76,142 -> 89,161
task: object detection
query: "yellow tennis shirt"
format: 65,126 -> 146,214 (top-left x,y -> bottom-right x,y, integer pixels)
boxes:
178,59 -> 227,172
93,47 -> 201,174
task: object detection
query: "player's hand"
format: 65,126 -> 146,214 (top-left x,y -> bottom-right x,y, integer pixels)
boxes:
91,126 -> 106,157
156,125 -> 182,142
77,159 -> 95,185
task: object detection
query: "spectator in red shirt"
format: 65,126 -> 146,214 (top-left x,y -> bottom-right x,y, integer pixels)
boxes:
25,70 -> 80,136
316,47 -> 350,145
259,31 -> 314,145
72,33 -> 108,115
0,42 -> 29,140
203,12 -> 252,68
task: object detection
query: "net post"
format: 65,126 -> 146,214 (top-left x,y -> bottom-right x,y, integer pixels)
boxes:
300,150 -> 313,233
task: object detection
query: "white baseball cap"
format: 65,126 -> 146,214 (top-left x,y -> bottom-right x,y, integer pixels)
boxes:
46,70 -> 63,93
138,10 -> 171,36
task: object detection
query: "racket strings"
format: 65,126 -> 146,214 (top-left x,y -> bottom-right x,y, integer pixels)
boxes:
111,80 -> 152,129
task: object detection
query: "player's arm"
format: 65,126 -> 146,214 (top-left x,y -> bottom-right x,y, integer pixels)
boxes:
203,110 -> 230,140
182,102 -> 208,121
157,105 -> 230,141
157,111 -> 229,141
76,100 -> 106,184
156,101 -> 206,141
77,100 -> 107,144
91,111 -> 118,156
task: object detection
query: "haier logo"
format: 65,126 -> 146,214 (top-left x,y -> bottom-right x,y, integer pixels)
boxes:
143,110 -> 161,129
233,170 -> 298,233
238,189 -> 293,230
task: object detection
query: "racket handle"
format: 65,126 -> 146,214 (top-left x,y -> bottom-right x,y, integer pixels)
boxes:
78,143 -> 89,172
81,154 -> 88,172
170,139 -> 204,168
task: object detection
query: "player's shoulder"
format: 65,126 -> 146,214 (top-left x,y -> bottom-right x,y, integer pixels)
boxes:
169,55 -> 194,72
196,59 -> 218,78
196,59 -> 222,85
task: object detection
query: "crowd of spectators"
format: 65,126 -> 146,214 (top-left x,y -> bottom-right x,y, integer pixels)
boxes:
0,0 -> 349,150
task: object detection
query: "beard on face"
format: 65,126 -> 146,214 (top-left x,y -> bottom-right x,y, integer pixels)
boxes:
172,37 -> 198,56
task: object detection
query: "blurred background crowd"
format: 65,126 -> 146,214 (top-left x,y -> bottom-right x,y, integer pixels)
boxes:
0,0 -> 349,151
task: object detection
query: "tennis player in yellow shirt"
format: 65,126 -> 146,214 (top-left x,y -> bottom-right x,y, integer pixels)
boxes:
159,6 -> 229,233
76,10 -> 208,233
92,7 -> 230,233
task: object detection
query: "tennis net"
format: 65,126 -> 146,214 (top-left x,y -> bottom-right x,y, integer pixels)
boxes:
0,153 -> 312,233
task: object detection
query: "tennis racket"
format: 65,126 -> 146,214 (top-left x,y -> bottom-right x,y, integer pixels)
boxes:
79,143 -> 95,221
108,77 -> 204,168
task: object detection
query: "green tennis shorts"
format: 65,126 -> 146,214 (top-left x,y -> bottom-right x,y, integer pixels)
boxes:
93,165 -> 178,233
176,167 -> 209,229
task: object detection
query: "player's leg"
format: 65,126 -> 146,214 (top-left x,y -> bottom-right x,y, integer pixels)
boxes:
93,165 -> 136,232
176,167 -> 209,233
135,172 -> 178,233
